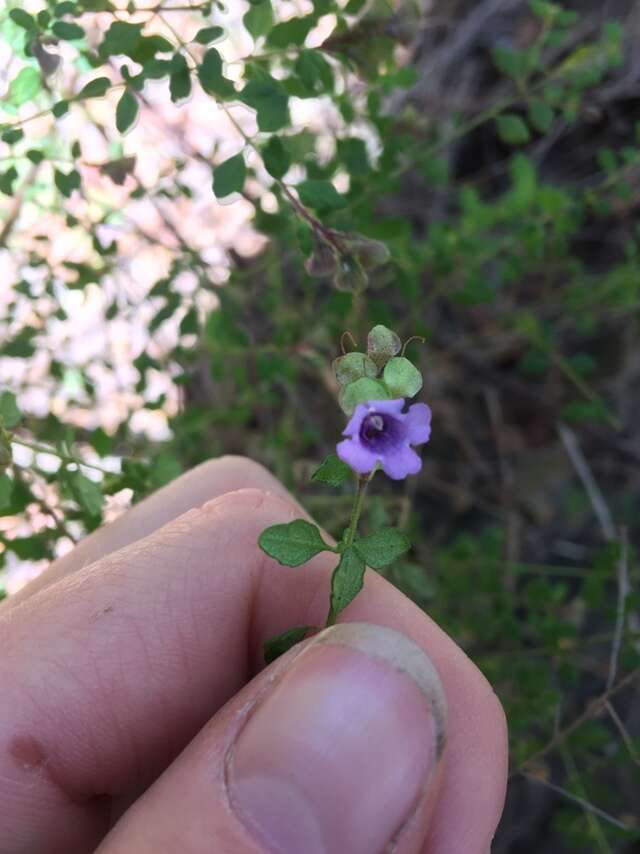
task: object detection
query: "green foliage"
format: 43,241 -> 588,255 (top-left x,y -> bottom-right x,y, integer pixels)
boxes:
8,67 -> 41,107
0,392 -> 20,428
193,26 -> 224,44
240,75 -> 289,131
264,625 -> 315,663
327,545 -> 366,623
212,152 -> 246,198
244,1 -> 274,40
311,453 -> 352,487
354,527 -> 410,569
297,179 -> 345,213
262,136 -> 290,179
496,114 -> 531,145
115,90 -> 139,133
197,48 -> 234,98
258,518 -> 333,566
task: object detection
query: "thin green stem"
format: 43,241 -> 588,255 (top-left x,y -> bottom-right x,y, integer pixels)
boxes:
11,438 -> 113,475
343,473 -> 370,548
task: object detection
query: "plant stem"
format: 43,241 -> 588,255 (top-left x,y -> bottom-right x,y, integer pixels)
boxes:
11,438 -> 113,475
342,473 -> 370,548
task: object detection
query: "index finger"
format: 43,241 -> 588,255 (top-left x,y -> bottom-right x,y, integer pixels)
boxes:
0,488 -> 506,854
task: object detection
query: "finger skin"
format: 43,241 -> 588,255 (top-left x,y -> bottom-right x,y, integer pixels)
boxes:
8,455 -> 291,606
96,625 -> 447,854
0,489 -> 507,854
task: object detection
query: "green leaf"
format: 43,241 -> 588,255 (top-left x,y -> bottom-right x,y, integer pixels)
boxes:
337,137 -> 368,177
244,0 -> 274,40
26,149 -> 44,164
98,154 -> 133,185
491,45 -> 526,78
333,352 -> 378,386
0,167 -> 18,197
264,625 -> 314,663
70,471 -> 104,516
528,99 -> 554,133
52,21 -> 85,40
297,179 -> 345,213
8,67 -> 41,107
213,152 -> 246,198
197,48 -> 234,98
267,15 -> 314,48
294,49 -> 333,95
496,114 -> 531,145
311,454 -> 352,487
240,75 -> 289,132
258,518 -> 332,566
354,528 -> 410,569
77,76 -> 111,98
328,546 -> 366,623
339,377 -> 389,415
169,53 -> 191,102
0,474 -> 13,510
116,89 -> 139,133
1,128 -> 23,145
99,21 -> 143,57
383,356 -> 423,398
9,9 -> 37,31
55,2 -> 77,14
0,392 -> 21,428
367,325 -> 401,369
54,168 -> 81,197
52,100 -> 69,117
262,135 -> 290,178
193,26 -> 224,44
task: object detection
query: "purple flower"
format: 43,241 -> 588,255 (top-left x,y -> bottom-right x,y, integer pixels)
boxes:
336,398 -> 432,480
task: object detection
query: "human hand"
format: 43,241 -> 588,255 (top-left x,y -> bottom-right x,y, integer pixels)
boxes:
0,456 -> 507,854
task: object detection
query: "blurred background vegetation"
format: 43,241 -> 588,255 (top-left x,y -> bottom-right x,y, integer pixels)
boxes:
1,0 -> 639,850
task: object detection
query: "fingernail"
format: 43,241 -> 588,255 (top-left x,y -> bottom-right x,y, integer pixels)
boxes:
227,623 -> 446,854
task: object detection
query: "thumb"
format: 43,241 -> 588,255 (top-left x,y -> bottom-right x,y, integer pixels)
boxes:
98,623 -> 447,854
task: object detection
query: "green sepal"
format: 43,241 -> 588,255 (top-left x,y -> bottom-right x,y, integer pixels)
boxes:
264,625 -> 316,663
354,527 -> 410,569
259,518 -> 333,566
311,453 -> 351,487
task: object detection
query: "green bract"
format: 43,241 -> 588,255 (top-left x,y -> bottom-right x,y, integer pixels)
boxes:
333,352 -> 378,386
339,377 -> 389,415
367,325 -> 401,369
383,356 -> 423,398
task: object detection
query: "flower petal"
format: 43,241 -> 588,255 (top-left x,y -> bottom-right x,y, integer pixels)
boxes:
381,446 -> 422,480
363,398 -> 405,417
406,403 -> 432,445
342,403 -> 369,437
336,438 -> 379,474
